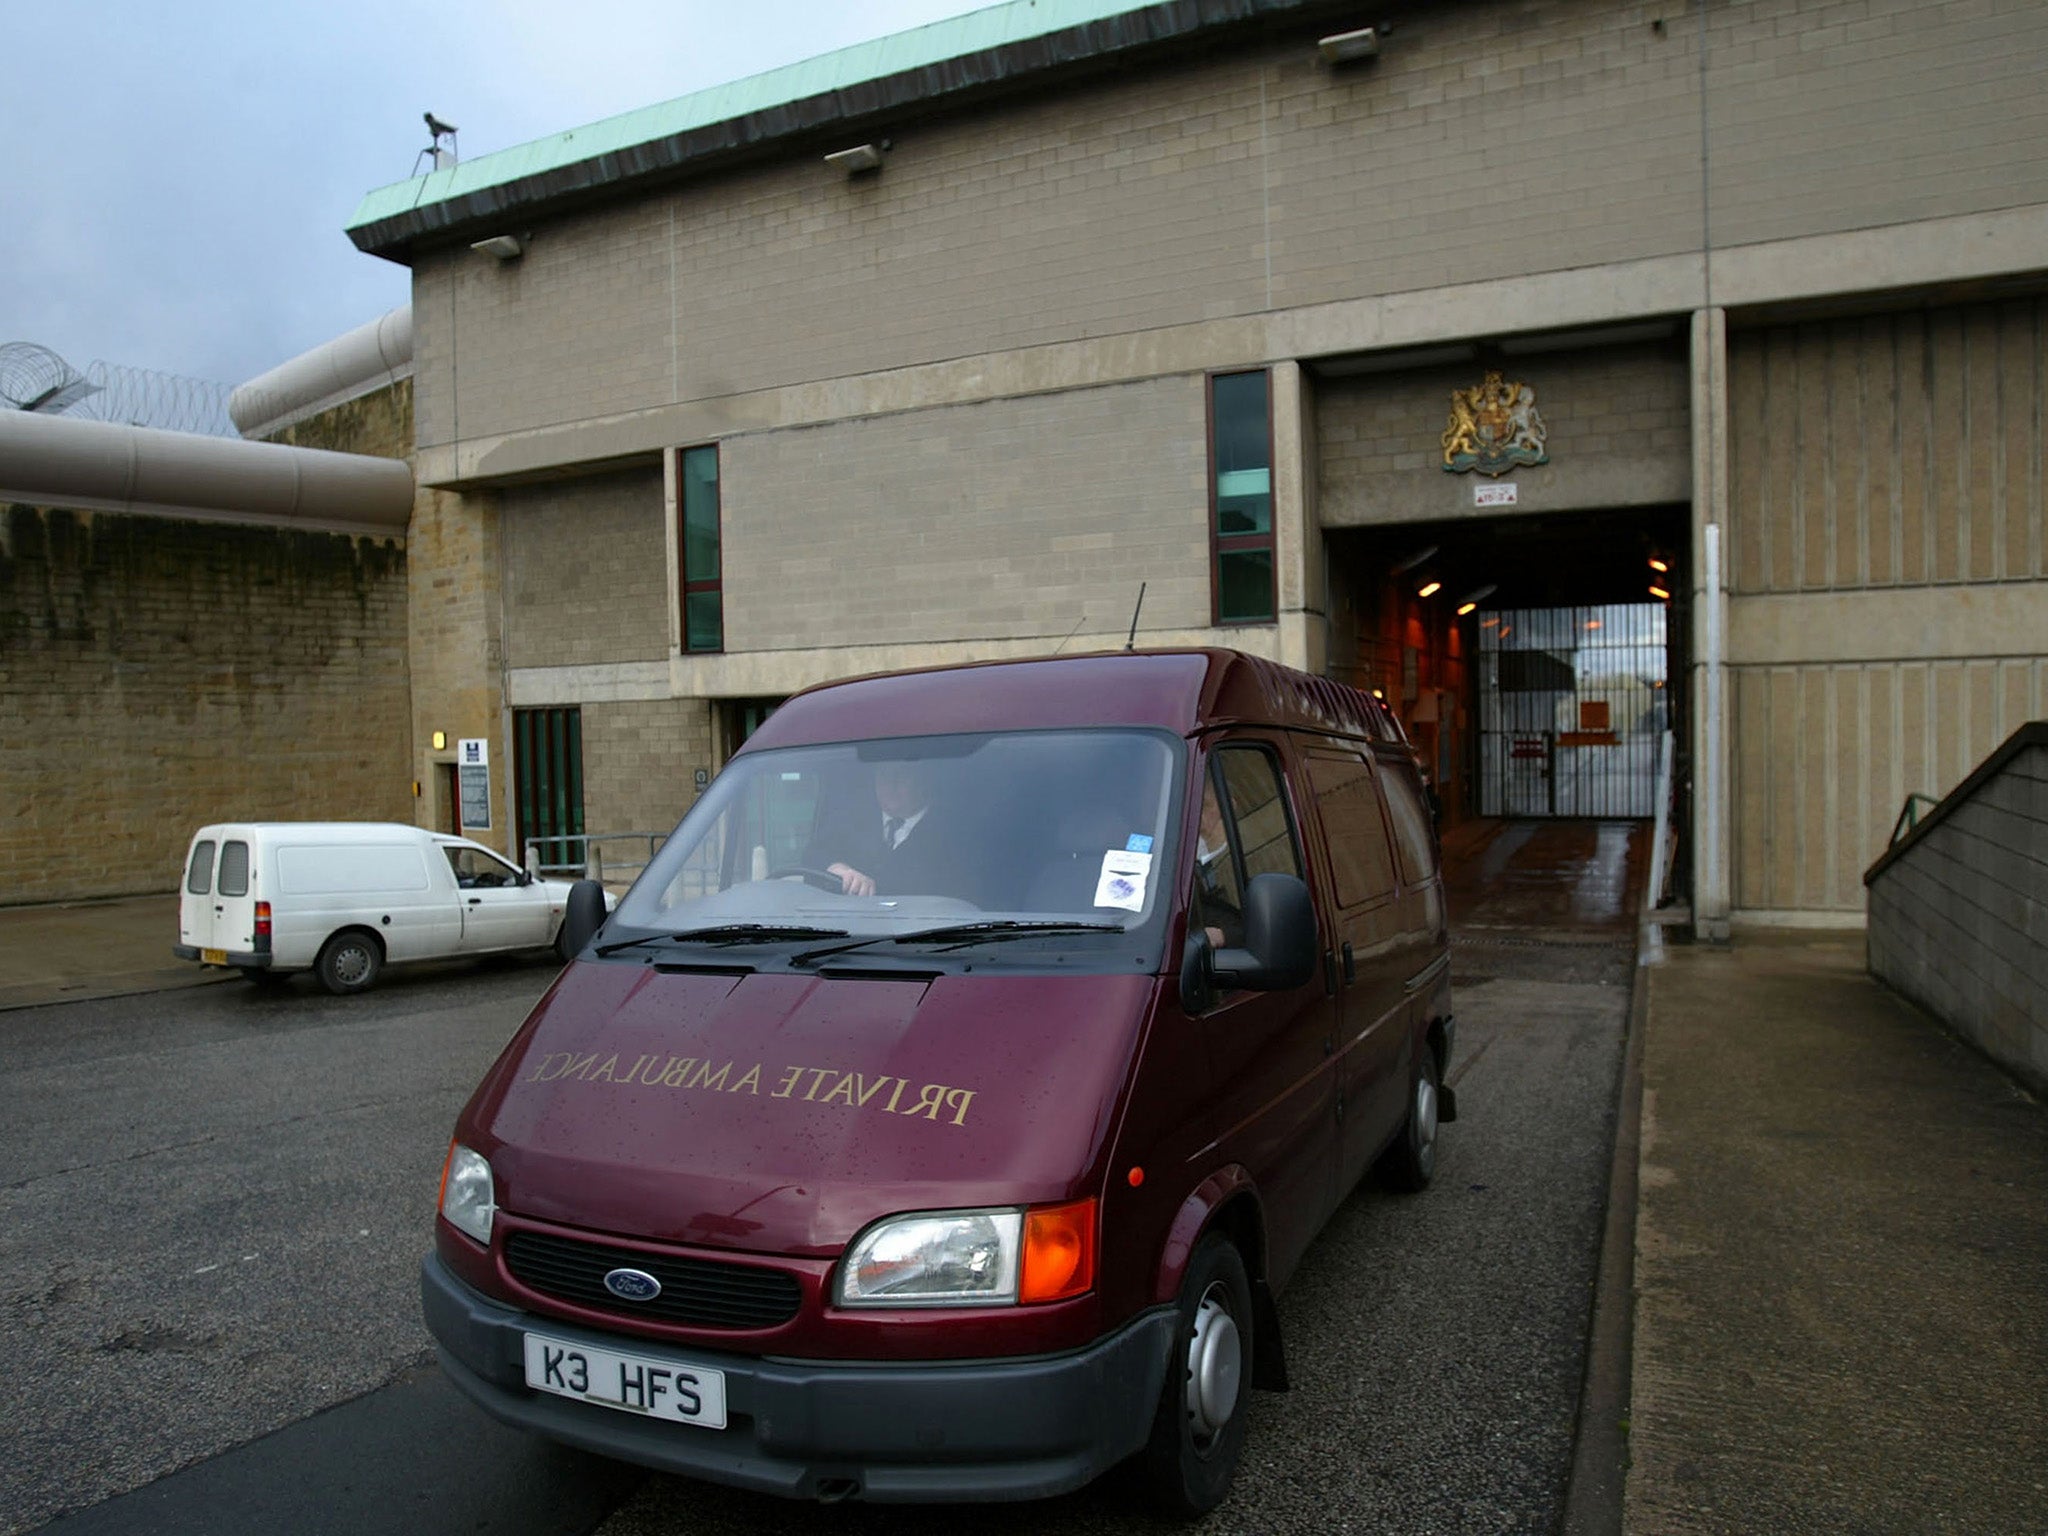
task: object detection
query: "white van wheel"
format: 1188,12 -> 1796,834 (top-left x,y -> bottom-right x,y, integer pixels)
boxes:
316,932 -> 382,995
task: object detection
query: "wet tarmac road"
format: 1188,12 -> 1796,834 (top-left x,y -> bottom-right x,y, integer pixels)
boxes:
7,820 -> 1645,1536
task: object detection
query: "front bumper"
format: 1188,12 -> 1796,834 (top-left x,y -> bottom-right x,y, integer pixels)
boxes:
421,1250 -> 1177,1502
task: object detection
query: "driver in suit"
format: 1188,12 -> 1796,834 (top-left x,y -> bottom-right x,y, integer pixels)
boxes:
820,760 -> 958,898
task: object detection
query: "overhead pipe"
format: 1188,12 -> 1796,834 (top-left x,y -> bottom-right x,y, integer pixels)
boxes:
229,306 -> 413,440
0,409 -> 412,535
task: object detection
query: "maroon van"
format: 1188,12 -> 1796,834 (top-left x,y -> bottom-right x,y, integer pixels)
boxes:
424,649 -> 1454,1513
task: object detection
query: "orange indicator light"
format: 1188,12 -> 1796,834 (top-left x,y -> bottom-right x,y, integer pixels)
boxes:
1019,1199 -> 1097,1304
1126,1166 -> 1145,1187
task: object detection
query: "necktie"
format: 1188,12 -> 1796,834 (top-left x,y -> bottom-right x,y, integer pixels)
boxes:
883,816 -> 903,849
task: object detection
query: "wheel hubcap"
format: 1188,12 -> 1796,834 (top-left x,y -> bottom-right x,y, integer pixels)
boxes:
334,946 -> 370,985
1183,1284 -> 1242,1446
1415,1072 -> 1438,1172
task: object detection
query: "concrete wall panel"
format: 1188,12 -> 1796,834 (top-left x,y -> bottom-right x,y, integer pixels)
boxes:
1729,299 -> 2048,595
1733,661 -> 2048,912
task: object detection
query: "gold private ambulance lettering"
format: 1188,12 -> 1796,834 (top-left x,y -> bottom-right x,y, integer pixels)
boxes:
522,1054 -> 976,1125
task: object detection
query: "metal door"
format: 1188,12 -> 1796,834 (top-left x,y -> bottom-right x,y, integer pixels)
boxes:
1478,604 -> 1668,818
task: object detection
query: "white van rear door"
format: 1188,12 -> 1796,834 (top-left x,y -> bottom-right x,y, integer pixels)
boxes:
212,836 -> 260,959
180,837 -> 220,953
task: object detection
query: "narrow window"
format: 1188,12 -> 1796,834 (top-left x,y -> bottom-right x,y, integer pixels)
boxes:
185,840 -> 217,895
1208,371 -> 1275,625
679,444 -> 722,653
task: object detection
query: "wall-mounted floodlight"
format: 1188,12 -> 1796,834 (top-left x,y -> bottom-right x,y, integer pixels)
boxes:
1317,26 -> 1380,64
1454,583 -> 1498,614
825,143 -> 884,175
471,234 -> 525,261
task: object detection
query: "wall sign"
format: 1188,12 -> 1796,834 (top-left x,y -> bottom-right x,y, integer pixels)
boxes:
1474,482 -> 1518,507
458,738 -> 492,830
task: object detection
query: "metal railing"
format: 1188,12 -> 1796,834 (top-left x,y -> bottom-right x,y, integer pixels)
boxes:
523,831 -> 668,885
1888,793 -> 1941,847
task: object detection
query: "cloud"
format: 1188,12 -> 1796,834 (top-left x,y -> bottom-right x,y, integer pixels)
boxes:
0,0 -> 989,391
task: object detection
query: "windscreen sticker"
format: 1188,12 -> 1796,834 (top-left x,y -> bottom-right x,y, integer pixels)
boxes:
1094,849 -> 1153,911
1125,834 -> 1155,853
521,1052 -> 978,1126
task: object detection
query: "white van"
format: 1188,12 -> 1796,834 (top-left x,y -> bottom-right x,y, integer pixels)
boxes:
174,823 -> 593,994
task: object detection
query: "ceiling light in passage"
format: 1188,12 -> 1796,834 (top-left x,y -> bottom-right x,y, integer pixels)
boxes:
1648,584 -> 1671,601
1418,581 -> 1442,598
1648,556 -> 1669,573
1457,602 -> 1477,616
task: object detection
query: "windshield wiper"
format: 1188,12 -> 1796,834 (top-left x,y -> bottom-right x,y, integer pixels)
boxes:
595,924 -> 849,957
789,921 -> 1126,966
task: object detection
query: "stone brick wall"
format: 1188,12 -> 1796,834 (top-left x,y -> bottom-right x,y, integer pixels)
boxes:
724,377 -> 1210,651
1867,731 -> 2048,1095
0,506 -> 411,903
1317,341 -> 1691,525
500,465 -> 667,670
409,0 -> 2048,451
578,698 -> 716,861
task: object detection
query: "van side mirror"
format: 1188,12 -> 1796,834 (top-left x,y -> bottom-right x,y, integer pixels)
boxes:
561,879 -> 608,958
1209,872 -> 1318,993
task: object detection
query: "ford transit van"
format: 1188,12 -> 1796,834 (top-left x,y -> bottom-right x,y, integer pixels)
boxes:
175,823 -> 591,994
423,650 -> 1454,1512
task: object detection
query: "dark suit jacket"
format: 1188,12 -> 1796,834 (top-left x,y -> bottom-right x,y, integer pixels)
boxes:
810,804 -> 972,900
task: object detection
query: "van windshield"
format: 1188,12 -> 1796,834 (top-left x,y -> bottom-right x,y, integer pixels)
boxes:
612,729 -> 1185,965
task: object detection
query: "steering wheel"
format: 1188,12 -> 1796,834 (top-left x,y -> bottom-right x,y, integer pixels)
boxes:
765,865 -> 849,893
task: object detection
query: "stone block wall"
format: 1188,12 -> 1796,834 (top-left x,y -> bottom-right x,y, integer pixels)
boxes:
1317,340 -> 1691,525
1867,729 -> 2048,1095
0,506 -> 411,903
500,465 -> 667,670
578,698 -> 716,872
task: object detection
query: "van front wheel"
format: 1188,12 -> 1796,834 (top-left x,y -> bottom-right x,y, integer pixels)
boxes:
1381,1045 -> 1441,1192
315,932 -> 382,995
1142,1234 -> 1252,1516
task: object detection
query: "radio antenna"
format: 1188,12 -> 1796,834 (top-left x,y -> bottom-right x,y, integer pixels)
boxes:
1050,612 -> 1086,656
1123,582 -> 1147,651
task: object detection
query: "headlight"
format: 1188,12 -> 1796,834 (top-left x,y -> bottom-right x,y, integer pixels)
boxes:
836,1199 -> 1097,1308
837,1210 -> 1022,1306
439,1142 -> 496,1246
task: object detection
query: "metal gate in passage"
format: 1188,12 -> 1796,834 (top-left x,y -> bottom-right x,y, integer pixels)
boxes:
1478,604 -> 1668,817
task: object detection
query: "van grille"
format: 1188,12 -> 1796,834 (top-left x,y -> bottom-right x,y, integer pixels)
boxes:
504,1230 -> 802,1330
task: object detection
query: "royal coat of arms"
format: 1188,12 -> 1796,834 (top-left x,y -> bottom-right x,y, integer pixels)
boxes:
1441,370 -> 1548,477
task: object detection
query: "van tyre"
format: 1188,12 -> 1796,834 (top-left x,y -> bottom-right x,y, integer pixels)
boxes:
315,932 -> 382,996
1382,1045 -> 1441,1192
1142,1234 -> 1252,1516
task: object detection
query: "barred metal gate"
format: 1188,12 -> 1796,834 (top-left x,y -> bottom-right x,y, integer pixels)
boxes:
1477,604 -> 1669,818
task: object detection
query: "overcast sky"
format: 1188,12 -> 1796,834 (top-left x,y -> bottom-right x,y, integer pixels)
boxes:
3,0 -> 992,392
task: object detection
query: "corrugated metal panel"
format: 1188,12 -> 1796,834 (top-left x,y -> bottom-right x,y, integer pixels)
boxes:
347,0 -> 1334,257
1729,299 -> 2048,596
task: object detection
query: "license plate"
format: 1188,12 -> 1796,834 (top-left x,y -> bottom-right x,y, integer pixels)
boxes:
201,948 -> 227,965
523,1332 -> 727,1429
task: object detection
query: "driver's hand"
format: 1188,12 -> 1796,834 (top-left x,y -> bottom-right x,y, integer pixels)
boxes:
828,862 -> 875,897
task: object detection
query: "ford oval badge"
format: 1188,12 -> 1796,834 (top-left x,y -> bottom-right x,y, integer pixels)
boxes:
603,1267 -> 662,1302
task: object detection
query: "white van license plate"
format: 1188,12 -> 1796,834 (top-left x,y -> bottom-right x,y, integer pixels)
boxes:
522,1332 -> 727,1428
201,948 -> 227,965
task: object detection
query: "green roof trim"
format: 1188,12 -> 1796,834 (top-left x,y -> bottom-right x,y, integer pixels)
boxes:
346,0 -> 1332,260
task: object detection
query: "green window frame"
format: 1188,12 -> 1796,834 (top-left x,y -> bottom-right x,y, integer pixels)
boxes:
679,444 -> 722,653
1208,370 -> 1275,626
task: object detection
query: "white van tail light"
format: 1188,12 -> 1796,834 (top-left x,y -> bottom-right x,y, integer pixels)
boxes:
253,901 -> 272,953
